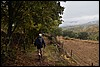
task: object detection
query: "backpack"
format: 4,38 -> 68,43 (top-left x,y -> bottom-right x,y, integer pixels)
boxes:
38,37 -> 42,44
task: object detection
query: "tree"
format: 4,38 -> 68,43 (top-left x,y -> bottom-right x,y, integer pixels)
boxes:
78,32 -> 89,40
1,1 -> 65,52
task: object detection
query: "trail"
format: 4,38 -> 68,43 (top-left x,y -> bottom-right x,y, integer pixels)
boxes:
3,46 -> 55,66
3,37 -> 55,66
2,36 -> 77,66
14,50 -> 53,66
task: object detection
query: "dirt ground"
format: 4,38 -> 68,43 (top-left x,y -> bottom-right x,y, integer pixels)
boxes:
57,36 -> 99,66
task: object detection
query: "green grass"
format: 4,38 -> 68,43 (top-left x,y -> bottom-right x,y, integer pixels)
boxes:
44,44 -> 69,66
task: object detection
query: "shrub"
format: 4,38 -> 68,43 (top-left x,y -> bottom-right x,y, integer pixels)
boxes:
64,36 -> 70,40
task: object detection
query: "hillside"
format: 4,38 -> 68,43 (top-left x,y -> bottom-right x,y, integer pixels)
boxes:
61,20 -> 99,32
57,36 -> 99,66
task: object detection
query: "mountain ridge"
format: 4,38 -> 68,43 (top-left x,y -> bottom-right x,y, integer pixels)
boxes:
59,20 -> 99,28
60,20 -> 99,32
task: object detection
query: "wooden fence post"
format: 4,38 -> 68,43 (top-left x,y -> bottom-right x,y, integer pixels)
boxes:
71,50 -> 72,57
91,63 -> 93,66
70,50 -> 72,64
62,41 -> 64,49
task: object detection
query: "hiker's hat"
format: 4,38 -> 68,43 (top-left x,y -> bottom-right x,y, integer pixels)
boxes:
39,33 -> 42,36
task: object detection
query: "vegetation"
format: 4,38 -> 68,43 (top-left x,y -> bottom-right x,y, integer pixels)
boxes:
1,1 -> 99,66
1,1 -> 65,66
61,24 -> 99,41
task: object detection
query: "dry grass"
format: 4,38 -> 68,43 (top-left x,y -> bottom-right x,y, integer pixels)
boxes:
57,36 -> 99,66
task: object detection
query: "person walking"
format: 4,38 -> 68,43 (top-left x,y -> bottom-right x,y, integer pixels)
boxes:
34,33 -> 45,60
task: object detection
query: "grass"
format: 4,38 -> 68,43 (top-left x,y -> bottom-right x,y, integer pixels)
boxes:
43,44 -> 77,66
1,43 -> 78,66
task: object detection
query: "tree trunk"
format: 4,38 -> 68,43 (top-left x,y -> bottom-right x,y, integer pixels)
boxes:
7,1 -> 13,39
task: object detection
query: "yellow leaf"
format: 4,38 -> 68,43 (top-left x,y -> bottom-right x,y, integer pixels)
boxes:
64,55 -> 70,60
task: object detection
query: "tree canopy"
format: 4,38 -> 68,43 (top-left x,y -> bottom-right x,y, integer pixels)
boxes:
1,1 -> 64,38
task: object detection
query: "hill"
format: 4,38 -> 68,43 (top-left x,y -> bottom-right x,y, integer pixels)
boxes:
61,20 -> 99,32
57,36 -> 99,66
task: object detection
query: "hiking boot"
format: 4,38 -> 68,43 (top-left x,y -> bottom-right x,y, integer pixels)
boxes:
38,55 -> 41,60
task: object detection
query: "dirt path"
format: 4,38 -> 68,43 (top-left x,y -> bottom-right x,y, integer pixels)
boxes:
4,48 -> 55,66
3,36 -> 60,66
2,36 -> 55,66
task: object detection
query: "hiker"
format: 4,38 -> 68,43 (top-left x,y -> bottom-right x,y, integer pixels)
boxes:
34,33 -> 45,60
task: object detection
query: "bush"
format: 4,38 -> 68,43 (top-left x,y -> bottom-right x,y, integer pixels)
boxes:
77,32 -> 89,40
64,36 -> 70,40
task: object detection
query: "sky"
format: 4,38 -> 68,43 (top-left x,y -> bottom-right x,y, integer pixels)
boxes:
59,1 -> 99,27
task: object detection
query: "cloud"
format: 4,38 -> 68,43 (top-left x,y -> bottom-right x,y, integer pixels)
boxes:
59,14 -> 99,27
60,1 -> 99,20
65,14 -> 99,21
59,1 -> 99,27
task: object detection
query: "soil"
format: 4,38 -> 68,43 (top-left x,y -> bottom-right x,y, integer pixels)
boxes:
57,36 -> 99,66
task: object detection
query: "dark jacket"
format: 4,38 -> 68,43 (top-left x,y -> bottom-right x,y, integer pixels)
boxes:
34,36 -> 45,49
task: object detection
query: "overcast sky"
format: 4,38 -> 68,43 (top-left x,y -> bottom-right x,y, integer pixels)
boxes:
59,1 -> 99,27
